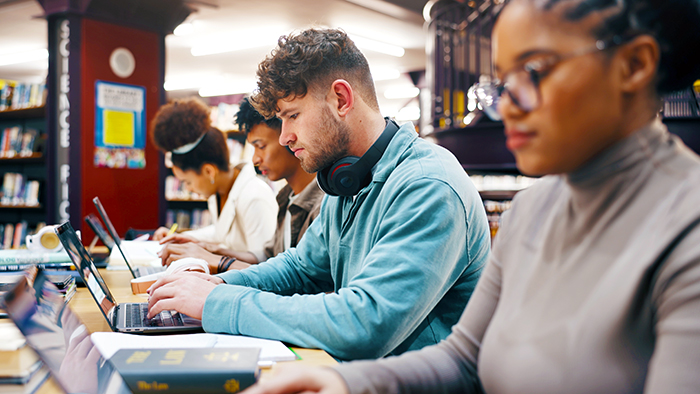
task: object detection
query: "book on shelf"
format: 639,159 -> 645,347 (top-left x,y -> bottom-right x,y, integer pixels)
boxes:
109,347 -> 260,394
0,222 -> 46,251
662,87 -> 700,118
1,126 -> 39,158
1,172 -> 40,206
2,223 -> 14,249
11,221 -> 26,249
165,208 -> 212,230
164,175 -> 206,201
0,79 -> 46,111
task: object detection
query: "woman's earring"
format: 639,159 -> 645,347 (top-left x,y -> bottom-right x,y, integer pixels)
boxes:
210,178 -> 215,184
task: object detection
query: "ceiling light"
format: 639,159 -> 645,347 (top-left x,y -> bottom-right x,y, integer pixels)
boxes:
191,28 -> 288,57
349,34 -> 405,57
0,49 -> 48,67
384,86 -> 420,99
164,76 -> 220,91
174,23 -> 194,36
371,68 -> 401,81
198,80 -> 257,97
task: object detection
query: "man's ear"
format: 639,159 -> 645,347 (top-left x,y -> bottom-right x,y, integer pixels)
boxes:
616,35 -> 659,94
330,79 -> 354,117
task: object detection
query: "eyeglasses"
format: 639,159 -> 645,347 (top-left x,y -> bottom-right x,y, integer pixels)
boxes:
474,37 -> 625,121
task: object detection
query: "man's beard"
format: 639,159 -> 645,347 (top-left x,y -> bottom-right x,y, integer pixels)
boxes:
298,106 -> 352,173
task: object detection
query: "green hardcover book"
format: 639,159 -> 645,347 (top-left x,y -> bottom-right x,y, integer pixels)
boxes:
110,347 -> 260,394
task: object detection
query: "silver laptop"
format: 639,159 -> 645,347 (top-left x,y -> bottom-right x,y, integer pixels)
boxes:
1,267 -> 132,394
54,222 -> 202,334
92,196 -> 165,278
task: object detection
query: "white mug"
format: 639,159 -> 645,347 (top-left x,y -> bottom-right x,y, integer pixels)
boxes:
26,225 -> 80,253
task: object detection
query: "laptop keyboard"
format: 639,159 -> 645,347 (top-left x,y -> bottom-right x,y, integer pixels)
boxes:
124,303 -> 184,328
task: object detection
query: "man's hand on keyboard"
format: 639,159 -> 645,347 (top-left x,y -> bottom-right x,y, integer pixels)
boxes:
146,272 -> 224,319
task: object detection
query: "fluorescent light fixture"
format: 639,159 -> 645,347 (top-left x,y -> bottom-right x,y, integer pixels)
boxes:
344,0 -> 420,20
384,86 -> 420,99
396,106 -> 421,121
371,68 -> 401,81
199,80 -> 257,97
174,23 -> 194,36
191,29 -> 286,57
0,49 -> 48,67
164,76 -> 219,91
349,34 -> 405,57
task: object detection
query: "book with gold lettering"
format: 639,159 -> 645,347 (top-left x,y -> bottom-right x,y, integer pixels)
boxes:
109,347 -> 260,394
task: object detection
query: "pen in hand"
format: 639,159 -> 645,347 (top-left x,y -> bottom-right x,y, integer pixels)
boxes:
166,223 -> 178,236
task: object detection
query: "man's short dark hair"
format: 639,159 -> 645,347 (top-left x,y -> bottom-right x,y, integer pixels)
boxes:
251,28 -> 379,118
235,97 -> 282,135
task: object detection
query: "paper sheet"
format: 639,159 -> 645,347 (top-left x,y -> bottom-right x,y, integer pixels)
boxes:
0,320 -> 26,351
108,240 -> 163,267
90,332 -> 297,365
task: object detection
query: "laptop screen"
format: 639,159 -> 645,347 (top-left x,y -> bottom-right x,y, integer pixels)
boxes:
92,197 -> 136,278
84,213 -> 116,251
55,222 -> 118,329
1,268 -> 130,394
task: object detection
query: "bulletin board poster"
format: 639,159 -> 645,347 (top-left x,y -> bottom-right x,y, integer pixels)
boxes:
94,80 -> 147,169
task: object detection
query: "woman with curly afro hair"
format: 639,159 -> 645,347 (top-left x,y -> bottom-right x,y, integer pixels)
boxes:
150,98 -> 277,273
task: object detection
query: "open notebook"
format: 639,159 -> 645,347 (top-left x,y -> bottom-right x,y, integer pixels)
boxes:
90,332 -> 298,367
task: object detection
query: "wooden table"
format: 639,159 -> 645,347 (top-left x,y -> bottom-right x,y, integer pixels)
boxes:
34,269 -> 336,393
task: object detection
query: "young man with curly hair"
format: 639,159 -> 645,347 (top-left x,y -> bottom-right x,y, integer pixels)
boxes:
158,98 -> 326,271
147,28 -> 491,361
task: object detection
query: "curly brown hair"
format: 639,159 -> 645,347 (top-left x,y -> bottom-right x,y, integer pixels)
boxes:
151,98 -> 229,173
251,28 -> 379,118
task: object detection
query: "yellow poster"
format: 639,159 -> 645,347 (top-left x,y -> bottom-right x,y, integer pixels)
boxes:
103,109 -> 135,146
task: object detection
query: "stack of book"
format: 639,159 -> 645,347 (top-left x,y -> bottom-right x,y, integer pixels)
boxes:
0,321 -> 50,394
0,249 -> 74,273
1,126 -> 39,158
0,271 -> 76,303
1,173 -> 40,207
0,80 -> 46,111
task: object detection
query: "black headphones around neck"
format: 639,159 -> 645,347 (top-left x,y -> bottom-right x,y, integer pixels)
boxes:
317,118 -> 400,197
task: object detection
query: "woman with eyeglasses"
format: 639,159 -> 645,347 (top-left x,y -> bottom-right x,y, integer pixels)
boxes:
241,0 -> 700,393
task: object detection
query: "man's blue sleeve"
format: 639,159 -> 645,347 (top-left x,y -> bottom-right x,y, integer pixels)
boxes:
203,179 -> 470,360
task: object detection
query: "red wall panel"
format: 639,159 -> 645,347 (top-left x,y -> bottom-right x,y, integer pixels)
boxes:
80,18 -> 161,237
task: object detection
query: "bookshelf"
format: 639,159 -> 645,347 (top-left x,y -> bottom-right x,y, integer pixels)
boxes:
0,105 -> 48,249
425,1 -> 700,239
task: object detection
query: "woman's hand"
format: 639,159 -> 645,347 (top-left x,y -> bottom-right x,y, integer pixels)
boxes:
152,226 -> 171,241
158,242 -> 221,268
158,233 -> 198,244
241,365 -> 350,394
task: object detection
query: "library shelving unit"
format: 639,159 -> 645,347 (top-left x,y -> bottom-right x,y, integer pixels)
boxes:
163,167 -> 209,231
0,105 -> 48,236
424,0 -> 700,238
